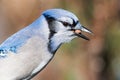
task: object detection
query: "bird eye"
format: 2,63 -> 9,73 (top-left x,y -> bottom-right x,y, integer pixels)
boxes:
62,22 -> 69,27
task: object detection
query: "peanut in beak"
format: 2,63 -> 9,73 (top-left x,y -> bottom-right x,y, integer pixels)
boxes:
74,30 -> 81,34
74,29 -> 90,40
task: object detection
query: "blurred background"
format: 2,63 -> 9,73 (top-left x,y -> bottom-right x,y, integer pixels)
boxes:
0,0 -> 120,80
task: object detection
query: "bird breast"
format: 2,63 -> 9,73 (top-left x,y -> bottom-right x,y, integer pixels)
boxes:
0,36 -> 53,79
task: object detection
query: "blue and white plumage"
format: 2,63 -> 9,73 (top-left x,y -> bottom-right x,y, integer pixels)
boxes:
0,9 -> 92,80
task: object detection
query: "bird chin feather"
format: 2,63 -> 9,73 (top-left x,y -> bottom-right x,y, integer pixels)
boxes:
49,33 -> 76,53
51,31 -> 76,44
63,36 -> 76,43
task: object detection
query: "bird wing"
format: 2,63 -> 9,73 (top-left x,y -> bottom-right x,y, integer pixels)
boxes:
0,27 -> 34,58
0,47 -> 16,58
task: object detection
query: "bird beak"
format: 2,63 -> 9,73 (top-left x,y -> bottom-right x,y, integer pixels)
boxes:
73,23 -> 92,40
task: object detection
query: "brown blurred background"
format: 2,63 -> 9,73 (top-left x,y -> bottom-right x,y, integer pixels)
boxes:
0,0 -> 120,80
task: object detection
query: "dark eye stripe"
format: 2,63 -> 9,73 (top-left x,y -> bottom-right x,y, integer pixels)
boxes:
71,18 -> 79,27
60,20 -> 79,27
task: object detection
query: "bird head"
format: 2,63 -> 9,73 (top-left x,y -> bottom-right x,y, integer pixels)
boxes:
43,9 -> 92,43
42,9 -> 92,53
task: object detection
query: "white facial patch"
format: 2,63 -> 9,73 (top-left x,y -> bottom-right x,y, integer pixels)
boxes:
58,17 -> 73,25
49,30 -> 76,53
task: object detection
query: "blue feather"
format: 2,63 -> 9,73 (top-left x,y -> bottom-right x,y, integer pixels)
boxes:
0,26 -> 33,57
42,9 -> 78,22
0,15 -> 47,58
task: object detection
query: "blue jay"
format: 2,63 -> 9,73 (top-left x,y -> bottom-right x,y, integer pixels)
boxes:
0,9 -> 92,80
